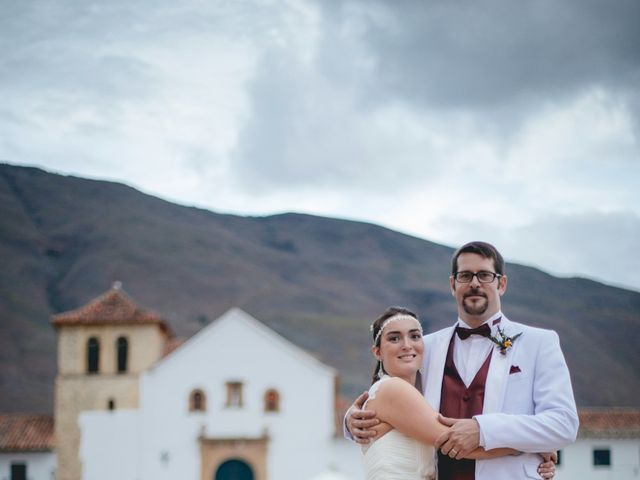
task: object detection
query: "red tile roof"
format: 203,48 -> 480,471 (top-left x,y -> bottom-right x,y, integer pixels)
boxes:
51,283 -> 171,334
578,408 -> 640,439
0,414 -> 54,451
162,337 -> 185,357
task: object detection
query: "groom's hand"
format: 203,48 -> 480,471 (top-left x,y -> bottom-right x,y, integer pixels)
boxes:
537,452 -> 558,479
435,415 -> 480,459
540,451 -> 558,464
346,391 -> 378,444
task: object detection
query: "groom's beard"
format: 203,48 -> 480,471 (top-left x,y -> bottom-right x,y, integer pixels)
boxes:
462,288 -> 489,315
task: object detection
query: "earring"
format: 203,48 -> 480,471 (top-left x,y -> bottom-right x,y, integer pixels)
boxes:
376,362 -> 385,379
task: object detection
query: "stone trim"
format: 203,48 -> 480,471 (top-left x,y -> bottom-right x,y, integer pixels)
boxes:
200,434 -> 268,480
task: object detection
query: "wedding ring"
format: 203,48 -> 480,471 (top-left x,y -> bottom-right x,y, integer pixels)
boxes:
451,449 -> 458,456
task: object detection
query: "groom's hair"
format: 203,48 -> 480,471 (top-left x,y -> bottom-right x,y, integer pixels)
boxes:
451,241 -> 505,275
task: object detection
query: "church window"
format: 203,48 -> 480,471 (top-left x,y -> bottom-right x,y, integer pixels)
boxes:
10,463 -> 26,480
264,389 -> 280,412
189,389 -> 206,412
87,337 -> 100,373
593,448 -> 611,466
116,336 -> 128,373
225,381 -> 243,407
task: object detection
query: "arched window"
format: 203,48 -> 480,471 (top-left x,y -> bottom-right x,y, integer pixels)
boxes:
264,389 -> 280,412
189,389 -> 206,412
108,398 -> 116,411
87,337 -> 100,374
116,336 -> 128,373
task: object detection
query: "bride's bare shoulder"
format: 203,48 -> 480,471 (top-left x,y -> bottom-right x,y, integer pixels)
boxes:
375,377 -> 423,401
368,377 -> 430,428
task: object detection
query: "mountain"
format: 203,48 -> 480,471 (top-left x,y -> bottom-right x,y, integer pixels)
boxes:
1,163 -> 639,413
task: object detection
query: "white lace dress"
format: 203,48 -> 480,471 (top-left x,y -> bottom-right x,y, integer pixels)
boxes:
361,376 -> 437,480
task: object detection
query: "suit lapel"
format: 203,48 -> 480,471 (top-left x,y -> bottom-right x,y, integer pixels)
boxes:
424,327 -> 455,410
483,317 -> 521,413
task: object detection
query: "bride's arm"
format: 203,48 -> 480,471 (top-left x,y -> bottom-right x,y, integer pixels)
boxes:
371,378 -> 518,459
368,377 -> 448,445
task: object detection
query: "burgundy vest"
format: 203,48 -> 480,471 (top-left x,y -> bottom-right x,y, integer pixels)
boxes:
438,333 -> 492,480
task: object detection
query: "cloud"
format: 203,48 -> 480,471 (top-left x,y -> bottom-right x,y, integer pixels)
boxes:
431,210 -> 640,291
229,0 -> 640,194
348,0 -> 640,110
0,0 -> 258,186
514,211 -> 640,290
231,44 -> 445,192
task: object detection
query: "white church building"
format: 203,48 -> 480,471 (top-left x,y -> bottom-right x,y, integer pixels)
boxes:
78,306 -> 361,480
0,285 -> 362,480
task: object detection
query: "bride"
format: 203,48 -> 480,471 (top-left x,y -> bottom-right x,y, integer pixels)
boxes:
358,307 -> 556,479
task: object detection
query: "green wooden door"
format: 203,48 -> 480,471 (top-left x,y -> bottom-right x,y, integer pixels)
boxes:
214,459 -> 254,480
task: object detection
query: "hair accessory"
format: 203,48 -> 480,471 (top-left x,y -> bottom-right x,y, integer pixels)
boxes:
372,314 -> 422,346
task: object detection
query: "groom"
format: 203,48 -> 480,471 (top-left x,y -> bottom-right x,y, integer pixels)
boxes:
347,241 -> 579,479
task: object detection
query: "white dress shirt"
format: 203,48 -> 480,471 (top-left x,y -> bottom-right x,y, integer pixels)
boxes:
453,311 -> 502,387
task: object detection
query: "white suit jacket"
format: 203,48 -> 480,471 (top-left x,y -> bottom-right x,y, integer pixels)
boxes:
422,316 -> 579,479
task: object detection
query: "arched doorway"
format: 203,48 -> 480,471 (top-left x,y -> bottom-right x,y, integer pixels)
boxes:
200,436 -> 267,480
214,459 -> 254,480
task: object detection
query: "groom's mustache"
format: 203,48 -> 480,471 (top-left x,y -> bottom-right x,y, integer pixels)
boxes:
464,288 -> 487,299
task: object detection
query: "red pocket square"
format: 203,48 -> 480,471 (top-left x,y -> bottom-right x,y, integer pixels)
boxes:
509,365 -> 521,374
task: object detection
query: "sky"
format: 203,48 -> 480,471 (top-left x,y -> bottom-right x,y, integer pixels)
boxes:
1,0 -> 639,291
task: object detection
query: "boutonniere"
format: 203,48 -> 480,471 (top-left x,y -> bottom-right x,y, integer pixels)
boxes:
489,326 -> 522,355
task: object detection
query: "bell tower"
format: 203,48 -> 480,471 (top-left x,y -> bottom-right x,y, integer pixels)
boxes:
51,282 -> 172,480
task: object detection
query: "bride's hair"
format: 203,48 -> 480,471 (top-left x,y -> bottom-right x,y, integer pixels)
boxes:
370,306 -> 419,385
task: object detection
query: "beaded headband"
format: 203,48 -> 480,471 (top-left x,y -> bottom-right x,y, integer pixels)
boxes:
371,314 -> 423,346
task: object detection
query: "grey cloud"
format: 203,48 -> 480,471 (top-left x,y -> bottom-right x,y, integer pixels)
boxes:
342,0 -> 640,111
0,0 -> 299,121
1,1 -> 160,99
231,44 -> 442,192
232,47 -> 368,189
0,0 -> 255,167
232,0 -> 640,192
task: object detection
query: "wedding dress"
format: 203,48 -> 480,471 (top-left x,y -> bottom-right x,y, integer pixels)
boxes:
361,376 -> 437,479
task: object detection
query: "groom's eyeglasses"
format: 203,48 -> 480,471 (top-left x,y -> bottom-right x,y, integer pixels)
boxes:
453,271 -> 502,283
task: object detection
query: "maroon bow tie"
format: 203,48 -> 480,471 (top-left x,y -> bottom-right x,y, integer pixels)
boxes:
455,323 -> 491,340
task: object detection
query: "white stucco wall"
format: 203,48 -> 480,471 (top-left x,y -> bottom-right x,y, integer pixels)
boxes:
556,438 -> 640,479
79,409 -> 142,480
140,308 -> 339,480
0,451 -> 55,480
